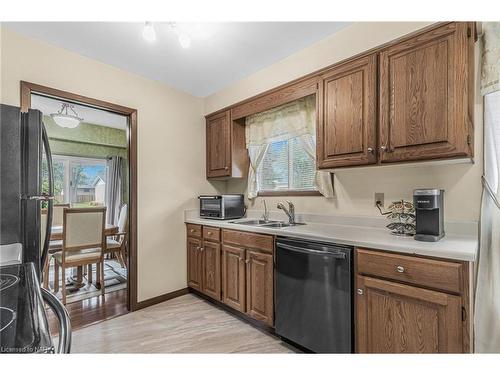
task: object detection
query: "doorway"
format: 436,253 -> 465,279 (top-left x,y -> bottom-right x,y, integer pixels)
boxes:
20,81 -> 138,329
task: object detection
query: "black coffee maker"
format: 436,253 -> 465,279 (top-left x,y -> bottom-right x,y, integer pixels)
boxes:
413,189 -> 445,242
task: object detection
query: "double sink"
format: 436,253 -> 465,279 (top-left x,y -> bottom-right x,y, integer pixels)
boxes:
230,219 -> 306,228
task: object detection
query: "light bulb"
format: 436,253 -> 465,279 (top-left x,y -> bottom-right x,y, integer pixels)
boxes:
142,22 -> 156,43
178,33 -> 191,49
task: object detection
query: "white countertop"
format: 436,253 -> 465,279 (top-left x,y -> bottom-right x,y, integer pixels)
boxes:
184,210 -> 478,262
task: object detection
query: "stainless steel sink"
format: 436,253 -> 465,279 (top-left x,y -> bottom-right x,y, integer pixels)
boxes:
230,219 -> 306,228
230,219 -> 279,226
261,222 -> 306,228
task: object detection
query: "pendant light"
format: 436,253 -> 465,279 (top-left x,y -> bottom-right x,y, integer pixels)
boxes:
50,103 -> 83,129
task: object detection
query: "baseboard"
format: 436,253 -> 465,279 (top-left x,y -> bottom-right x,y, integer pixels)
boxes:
133,287 -> 189,310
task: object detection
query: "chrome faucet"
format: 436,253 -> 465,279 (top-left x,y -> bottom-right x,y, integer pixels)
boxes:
261,199 -> 270,222
277,201 -> 295,225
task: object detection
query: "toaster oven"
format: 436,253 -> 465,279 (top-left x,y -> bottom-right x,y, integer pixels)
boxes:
198,195 -> 245,220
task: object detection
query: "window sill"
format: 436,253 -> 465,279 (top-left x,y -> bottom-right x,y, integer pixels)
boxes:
257,190 -> 322,197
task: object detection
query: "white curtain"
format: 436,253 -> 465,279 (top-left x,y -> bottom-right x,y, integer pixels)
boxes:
299,134 -> 334,198
480,23 -> 500,96
247,144 -> 269,199
475,22 -> 500,352
245,95 -> 334,198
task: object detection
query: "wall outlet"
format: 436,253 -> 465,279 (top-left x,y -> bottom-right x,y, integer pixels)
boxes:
374,192 -> 384,207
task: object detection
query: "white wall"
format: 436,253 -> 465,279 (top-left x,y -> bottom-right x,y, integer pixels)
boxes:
205,22 -> 483,222
0,27 -> 224,301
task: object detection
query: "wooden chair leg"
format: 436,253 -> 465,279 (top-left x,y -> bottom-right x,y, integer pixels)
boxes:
96,261 -> 101,289
43,255 -> 50,290
61,265 -> 67,305
117,250 -> 126,268
100,261 -> 105,302
54,262 -> 60,293
88,264 -> 93,284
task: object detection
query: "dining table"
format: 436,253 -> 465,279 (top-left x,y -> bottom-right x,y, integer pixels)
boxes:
50,223 -> 119,289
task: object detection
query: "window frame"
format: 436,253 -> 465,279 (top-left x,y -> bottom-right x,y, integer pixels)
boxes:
255,137 -> 321,197
49,154 -> 107,205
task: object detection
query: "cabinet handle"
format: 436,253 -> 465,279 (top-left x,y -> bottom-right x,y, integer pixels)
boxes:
190,229 -> 194,233
357,288 -> 364,295
245,259 -> 250,264
380,145 -> 387,152
367,147 -> 374,154
200,247 -> 204,252
224,166 -> 229,170
207,231 -> 212,235
396,265 -> 405,273
381,145 -> 394,153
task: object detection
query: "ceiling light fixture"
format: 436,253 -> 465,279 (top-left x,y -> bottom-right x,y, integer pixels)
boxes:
142,21 -> 156,43
50,103 -> 83,129
168,22 -> 192,49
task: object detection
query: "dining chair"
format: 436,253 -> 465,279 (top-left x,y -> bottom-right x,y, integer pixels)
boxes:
104,204 -> 128,268
41,208 -> 65,291
53,207 -> 107,305
53,203 -> 70,226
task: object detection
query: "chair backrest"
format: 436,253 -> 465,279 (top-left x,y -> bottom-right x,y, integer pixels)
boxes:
63,207 -> 106,253
53,204 -> 70,227
114,204 -> 128,245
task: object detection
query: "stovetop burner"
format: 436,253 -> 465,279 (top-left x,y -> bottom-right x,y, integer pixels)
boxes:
0,274 -> 20,292
0,306 -> 16,333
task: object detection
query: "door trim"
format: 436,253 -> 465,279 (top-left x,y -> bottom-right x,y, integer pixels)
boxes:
20,81 -> 140,311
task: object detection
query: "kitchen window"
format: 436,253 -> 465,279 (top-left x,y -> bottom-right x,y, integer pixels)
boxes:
246,95 -> 333,198
257,138 -> 316,193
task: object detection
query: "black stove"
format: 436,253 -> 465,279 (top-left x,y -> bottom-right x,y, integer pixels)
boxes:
0,263 -> 54,353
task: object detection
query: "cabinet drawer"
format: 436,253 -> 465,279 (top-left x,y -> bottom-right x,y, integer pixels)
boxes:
186,224 -> 202,238
222,229 -> 273,253
356,248 -> 462,294
203,226 -> 220,242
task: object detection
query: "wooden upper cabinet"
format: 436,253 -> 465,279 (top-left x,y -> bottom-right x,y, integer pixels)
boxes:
317,54 -> 378,169
206,111 -> 231,178
356,275 -> 462,353
187,237 -> 203,291
206,110 -> 248,179
379,22 -> 474,163
245,249 -> 274,326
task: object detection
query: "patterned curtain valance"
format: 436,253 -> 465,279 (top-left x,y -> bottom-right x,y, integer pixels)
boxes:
481,22 -> 500,96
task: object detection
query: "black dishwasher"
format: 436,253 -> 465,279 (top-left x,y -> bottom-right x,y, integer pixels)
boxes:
275,237 -> 353,353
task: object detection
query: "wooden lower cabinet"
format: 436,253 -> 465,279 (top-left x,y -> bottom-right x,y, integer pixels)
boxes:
356,275 -> 462,353
355,247 -> 469,353
201,241 -> 221,300
221,244 -> 246,312
187,237 -> 203,291
246,250 -> 274,325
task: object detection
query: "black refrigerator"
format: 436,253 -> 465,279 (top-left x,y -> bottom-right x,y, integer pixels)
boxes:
0,103 -> 54,274
1,103 -> 71,353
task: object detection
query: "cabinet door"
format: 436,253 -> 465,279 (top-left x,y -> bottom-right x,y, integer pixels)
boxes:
222,244 -> 246,312
206,110 -> 231,178
187,237 -> 203,291
317,54 -> 377,168
356,275 -> 462,353
379,22 -> 473,162
246,250 -> 274,326
201,241 -> 221,300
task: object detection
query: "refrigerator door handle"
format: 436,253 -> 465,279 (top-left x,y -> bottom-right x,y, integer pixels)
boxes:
40,123 -> 54,280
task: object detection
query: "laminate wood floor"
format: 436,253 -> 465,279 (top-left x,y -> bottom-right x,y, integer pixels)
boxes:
71,293 -> 298,353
